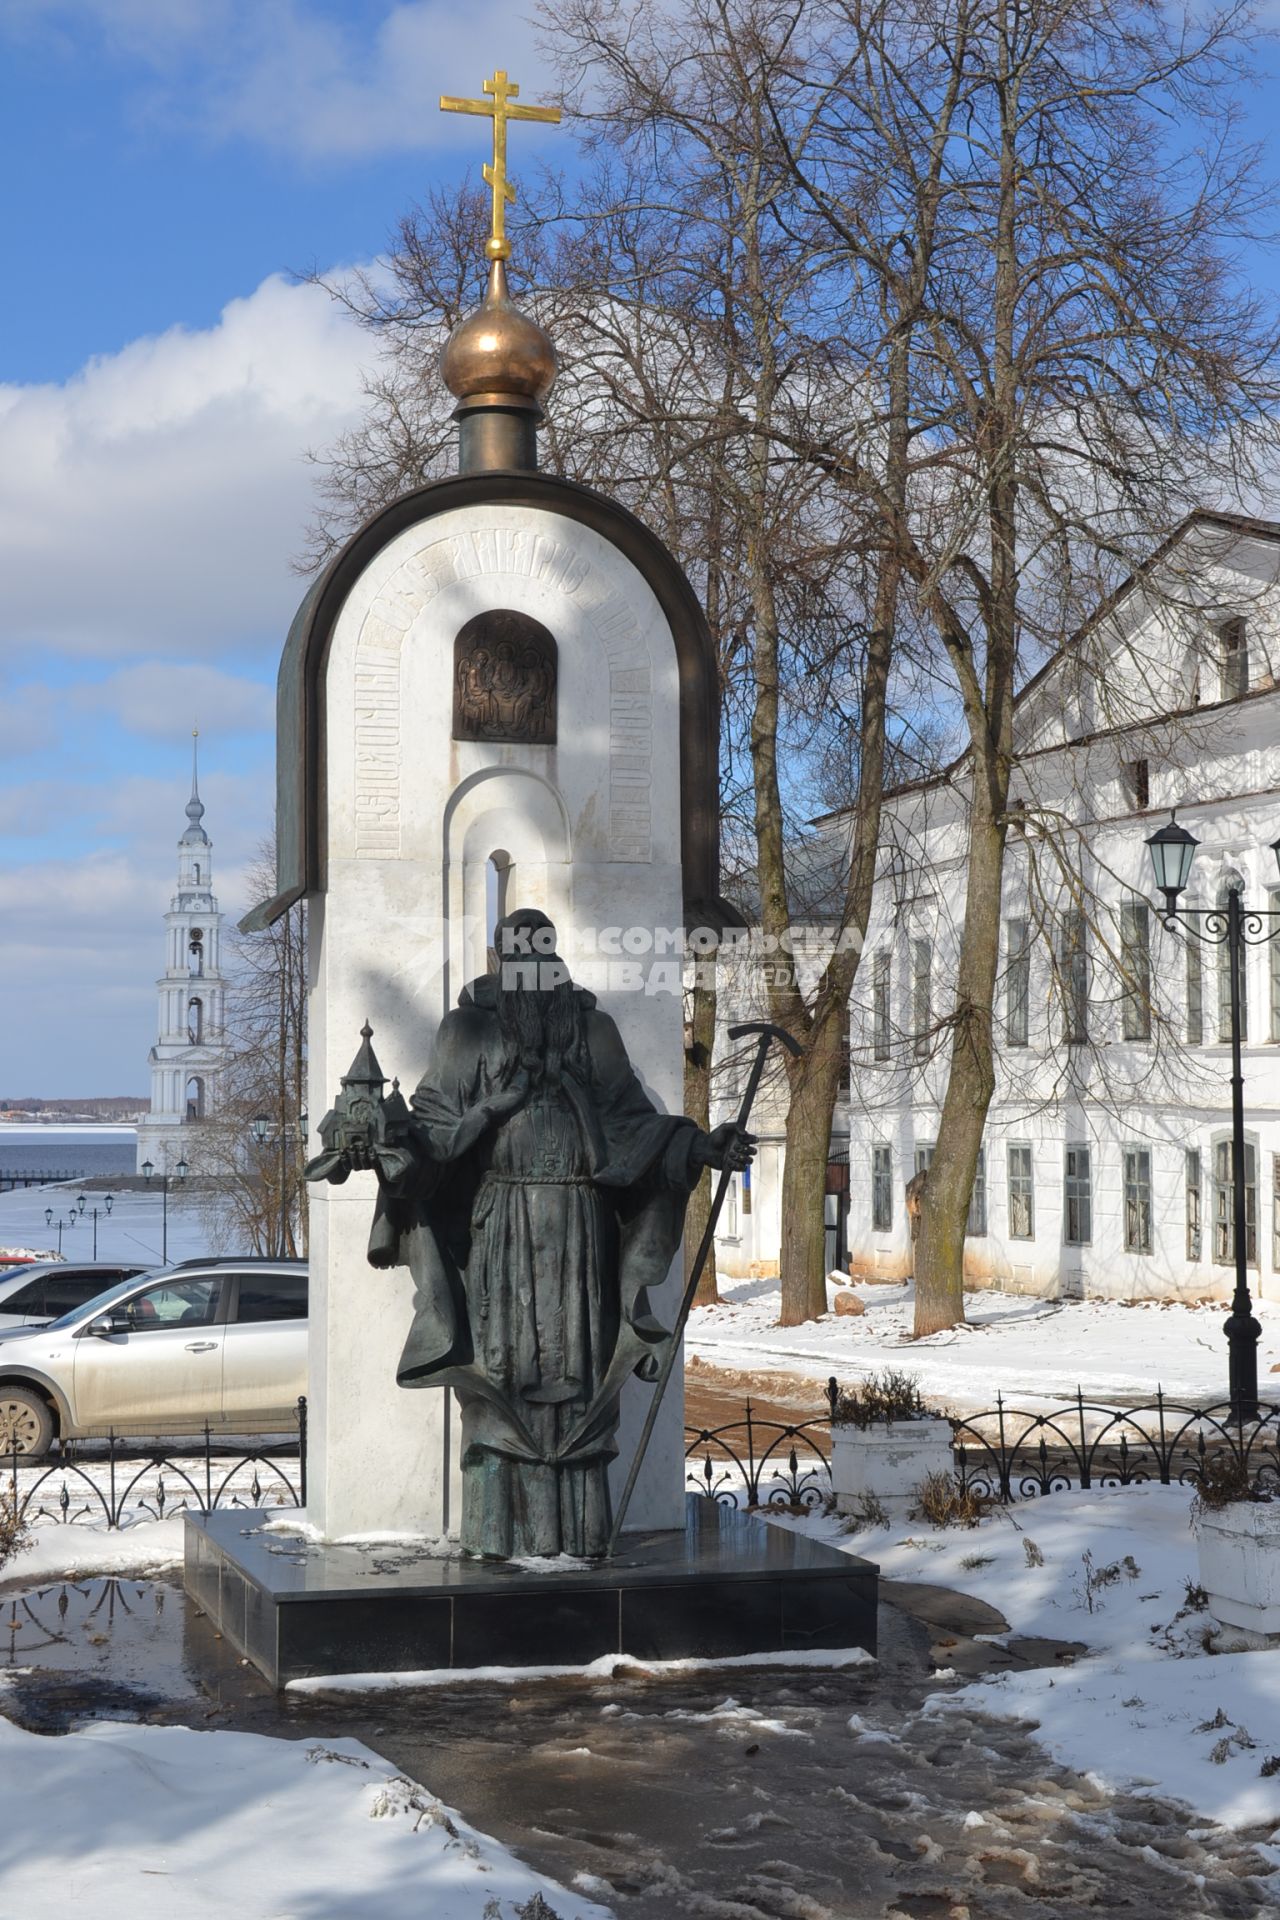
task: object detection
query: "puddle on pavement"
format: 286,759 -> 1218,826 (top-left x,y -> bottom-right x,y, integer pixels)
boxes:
0,1576 -> 237,1730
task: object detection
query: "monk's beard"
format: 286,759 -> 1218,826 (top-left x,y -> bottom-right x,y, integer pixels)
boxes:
495,961 -> 586,1088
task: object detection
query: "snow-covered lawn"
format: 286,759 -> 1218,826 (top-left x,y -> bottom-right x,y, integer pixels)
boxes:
0,1716 -> 610,1919
786,1483 -> 1280,1843
689,1273 -> 1280,1412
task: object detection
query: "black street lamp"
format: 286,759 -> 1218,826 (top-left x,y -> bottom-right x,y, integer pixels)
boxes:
141,1155 -> 189,1265
88,1192 -> 115,1259
1145,812 -> 1280,1419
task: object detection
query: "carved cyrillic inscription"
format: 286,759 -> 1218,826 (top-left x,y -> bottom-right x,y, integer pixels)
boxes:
453,609 -> 557,744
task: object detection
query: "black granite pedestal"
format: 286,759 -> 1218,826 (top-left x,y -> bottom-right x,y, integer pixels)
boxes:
185,1497 -> 878,1689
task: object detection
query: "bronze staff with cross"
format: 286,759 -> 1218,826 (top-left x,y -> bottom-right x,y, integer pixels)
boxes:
440,69 -> 560,263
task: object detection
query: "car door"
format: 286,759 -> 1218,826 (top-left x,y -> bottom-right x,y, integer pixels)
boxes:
70,1272 -> 228,1436
220,1270 -> 308,1431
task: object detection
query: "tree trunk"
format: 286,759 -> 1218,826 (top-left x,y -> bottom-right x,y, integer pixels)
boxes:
913,792 -> 1007,1334
778,1003 -> 845,1325
683,962 -> 719,1306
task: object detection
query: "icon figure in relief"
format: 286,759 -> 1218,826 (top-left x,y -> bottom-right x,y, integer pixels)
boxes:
306,909 -> 754,1560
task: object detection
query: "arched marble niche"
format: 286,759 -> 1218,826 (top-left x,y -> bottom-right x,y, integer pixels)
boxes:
453,607 -> 557,745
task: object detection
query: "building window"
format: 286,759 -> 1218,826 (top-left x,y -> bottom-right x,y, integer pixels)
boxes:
1064,1144 -> 1092,1245
1123,1147 -> 1153,1254
1005,918 -> 1030,1047
871,1146 -> 893,1232
1218,617 -> 1248,701
873,951 -> 891,1062
1213,1136 -> 1257,1265
1123,758 -> 1150,810
966,1146 -> 987,1236
1273,1154 -> 1280,1271
1008,1145 -> 1034,1239
185,1075 -> 205,1122
1186,935 -> 1203,1046
914,1143 -> 934,1178
1060,910 -> 1088,1044
1216,877 -> 1247,1043
1270,892 -> 1280,1042
187,997 -> 203,1045
188,929 -> 204,978
911,937 -> 932,1058
1120,902 -> 1151,1042
1186,1149 -> 1202,1261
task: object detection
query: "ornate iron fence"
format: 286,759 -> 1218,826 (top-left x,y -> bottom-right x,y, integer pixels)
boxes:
952,1389 -> 1280,1502
5,1398 -> 306,1530
685,1379 -> 1280,1510
684,1392 -> 834,1512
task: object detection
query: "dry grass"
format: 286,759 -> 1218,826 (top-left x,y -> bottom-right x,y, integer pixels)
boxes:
0,1488 -> 31,1576
910,1470 -> 990,1529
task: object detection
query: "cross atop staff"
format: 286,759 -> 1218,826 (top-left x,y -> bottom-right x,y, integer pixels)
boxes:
440,69 -> 561,263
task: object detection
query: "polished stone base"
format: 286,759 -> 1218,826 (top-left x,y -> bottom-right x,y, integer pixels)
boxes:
184,1497 -> 878,1689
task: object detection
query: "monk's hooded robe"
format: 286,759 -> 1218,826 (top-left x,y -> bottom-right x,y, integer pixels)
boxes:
368,973 -> 701,1559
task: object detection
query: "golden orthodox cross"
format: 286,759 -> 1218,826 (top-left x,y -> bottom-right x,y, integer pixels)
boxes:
439,69 -> 560,262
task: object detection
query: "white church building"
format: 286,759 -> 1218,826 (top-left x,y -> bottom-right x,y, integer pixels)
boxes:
715,511 -> 1280,1305
135,740 -> 230,1174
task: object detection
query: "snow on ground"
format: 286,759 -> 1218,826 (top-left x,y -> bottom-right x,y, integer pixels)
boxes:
783,1483 -> 1280,1840
689,1274 -> 1280,1412
2,1513 -> 184,1586
0,1716 -> 610,1919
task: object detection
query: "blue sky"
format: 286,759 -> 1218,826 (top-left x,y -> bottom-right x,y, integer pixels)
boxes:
1,1 -> 1279,1097
0,0 -> 552,1096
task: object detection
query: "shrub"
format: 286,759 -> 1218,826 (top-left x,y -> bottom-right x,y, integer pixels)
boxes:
0,1488 -> 30,1577
831,1369 -> 929,1429
1192,1449 -> 1271,1514
911,1471 -> 989,1530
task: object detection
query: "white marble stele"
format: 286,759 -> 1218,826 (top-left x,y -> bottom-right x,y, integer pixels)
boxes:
306,503 -> 691,1541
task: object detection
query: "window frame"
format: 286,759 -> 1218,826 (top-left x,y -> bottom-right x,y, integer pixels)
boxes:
871,1145 -> 893,1234
1004,917 -> 1030,1048
1212,1134 -> 1258,1267
1122,1145 -> 1154,1255
1063,1143 -> 1092,1246
1060,909 -> 1089,1045
872,950 -> 891,1063
1119,901 -> 1152,1042
911,936 -> 932,1059
1186,1148 -> 1202,1262
966,1145 -> 988,1238
1007,1143 -> 1035,1241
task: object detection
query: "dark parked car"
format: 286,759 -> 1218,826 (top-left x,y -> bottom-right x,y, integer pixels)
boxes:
0,1262 -> 148,1330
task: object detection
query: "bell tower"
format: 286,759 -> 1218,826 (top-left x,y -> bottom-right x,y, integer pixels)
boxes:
135,733 -> 230,1173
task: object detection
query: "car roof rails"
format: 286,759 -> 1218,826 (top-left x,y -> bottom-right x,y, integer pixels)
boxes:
172,1255 -> 307,1270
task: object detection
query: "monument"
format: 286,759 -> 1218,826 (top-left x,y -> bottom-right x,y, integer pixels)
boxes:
185,69 -> 876,1683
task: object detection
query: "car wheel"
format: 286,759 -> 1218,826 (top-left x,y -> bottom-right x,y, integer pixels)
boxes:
0,1389 -> 54,1459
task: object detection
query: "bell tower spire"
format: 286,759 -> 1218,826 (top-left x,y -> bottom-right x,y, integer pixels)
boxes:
136,733 -> 230,1177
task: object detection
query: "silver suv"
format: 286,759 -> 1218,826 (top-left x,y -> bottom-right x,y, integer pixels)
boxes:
0,1258 -> 307,1458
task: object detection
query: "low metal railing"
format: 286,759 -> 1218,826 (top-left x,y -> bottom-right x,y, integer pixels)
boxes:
4,1398 -> 306,1530
684,1378 -> 1280,1511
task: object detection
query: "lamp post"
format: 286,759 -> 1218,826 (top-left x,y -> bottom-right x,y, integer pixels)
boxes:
88,1193 -> 114,1259
1145,813 -> 1280,1419
44,1208 -> 74,1256
141,1156 -> 188,1265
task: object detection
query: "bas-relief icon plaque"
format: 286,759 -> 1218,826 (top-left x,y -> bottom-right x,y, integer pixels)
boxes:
452,608 -> 557,745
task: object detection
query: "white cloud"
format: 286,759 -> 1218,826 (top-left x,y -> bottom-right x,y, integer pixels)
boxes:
1,1 -> 553,161
0,272 -> 371,660
74,663 -> 274,740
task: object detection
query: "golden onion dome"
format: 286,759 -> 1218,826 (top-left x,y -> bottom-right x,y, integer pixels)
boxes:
440,259 -> 558,409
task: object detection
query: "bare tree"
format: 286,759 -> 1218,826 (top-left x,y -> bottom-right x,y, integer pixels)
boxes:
193,842 -> 307,1258
759,0 -> 1280,1331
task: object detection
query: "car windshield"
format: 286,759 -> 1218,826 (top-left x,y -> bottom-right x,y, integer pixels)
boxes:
45,1267 -> 170,1332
